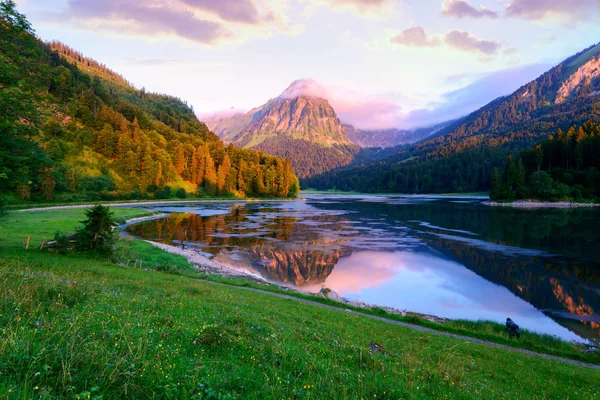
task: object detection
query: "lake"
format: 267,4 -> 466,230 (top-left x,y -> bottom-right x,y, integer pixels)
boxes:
125,195 -> 600,344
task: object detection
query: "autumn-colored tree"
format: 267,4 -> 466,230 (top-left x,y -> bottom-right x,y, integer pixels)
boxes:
39,168 -> 56,201
204,152 -> 217,196
190,149 -> 198,184
237,160 -> 247,195
175,144 -> 185,176
217,153 -> 231,195
196,145 -> 208,186
155,162 -> 163,187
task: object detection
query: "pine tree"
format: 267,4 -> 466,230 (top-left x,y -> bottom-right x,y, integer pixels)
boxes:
132,117 -> 141,144
204,152 -> 217,196
516,158 -> 526,198
217,154 -> 231,195
175,144 -> 185,176
490,167 -> 503,200
534,144 -> 543,173
190,149 -> 198,184
505,155 -> 517,194
155,162 -> 163,187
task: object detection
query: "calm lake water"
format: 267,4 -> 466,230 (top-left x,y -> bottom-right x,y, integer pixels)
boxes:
125,195 -> 600,344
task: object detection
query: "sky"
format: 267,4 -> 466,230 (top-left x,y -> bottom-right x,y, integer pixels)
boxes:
15,0 -> 600,130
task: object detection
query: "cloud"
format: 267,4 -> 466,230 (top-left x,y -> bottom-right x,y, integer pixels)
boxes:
390,26 -> 441,47
442,0 -> 498,19
305,0 -> 395,18
444,30 -> 500,55
505,0 -> 598,21
391,27 -> 501,56
179,0 -> 266,24
45,0 -> 294,45
56,0 -> 230,44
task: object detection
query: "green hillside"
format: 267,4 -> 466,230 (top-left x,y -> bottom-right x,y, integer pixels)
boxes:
0,3 -> 298,203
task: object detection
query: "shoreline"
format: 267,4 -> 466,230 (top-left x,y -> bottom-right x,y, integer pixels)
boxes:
483,200 -> 599,208
14,198 -> 302,212
144,240 -> 270,281
142,237 -> 448,324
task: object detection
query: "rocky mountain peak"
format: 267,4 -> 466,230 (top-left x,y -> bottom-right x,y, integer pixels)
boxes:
279,78 -> 327,100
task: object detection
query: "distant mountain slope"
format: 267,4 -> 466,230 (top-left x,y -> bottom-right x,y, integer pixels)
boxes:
344,121 -> 452,148
304,43 -> 600,193
201,79 -> 359,178
0,4 -> 298,202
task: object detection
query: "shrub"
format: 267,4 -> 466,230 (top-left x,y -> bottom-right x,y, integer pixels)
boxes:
0,197 -> 7,217
155,185 -> 172,199
79,175 -> 115,193
76,205 -> 117,255
175,188 -> 187,199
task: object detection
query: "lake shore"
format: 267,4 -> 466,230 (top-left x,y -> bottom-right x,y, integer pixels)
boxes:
483,200 -> 599,208
142,238 -> 448,323
14,197 -> 302,212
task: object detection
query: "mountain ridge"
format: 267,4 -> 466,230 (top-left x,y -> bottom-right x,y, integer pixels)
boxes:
202,79 -> 359,178
304,42 -> 600,193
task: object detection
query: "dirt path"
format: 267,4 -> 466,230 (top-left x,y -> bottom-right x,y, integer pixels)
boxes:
196,278 -> 600,371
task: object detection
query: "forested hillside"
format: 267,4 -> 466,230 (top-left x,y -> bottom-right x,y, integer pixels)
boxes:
490,122 -> 600,201
304,43 -> 600,194
0,2 -> 298,203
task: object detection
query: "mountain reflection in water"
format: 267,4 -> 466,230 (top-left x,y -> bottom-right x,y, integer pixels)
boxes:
125,196 -> 600,344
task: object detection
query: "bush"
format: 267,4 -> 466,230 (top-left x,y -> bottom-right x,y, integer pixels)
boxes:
76,205 -> 117,255
155,185 -> 172,199
51,232 -> 72,254
79,175 -> 115,193
529,171 -> 554,199
0,197 -> 7,217
175,188 -> 187,199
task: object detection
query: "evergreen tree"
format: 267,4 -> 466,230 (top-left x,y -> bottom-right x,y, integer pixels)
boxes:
489,167 -> 502,200
217,153 -> 231,195
204,153 -> 217,196
175,144 -> 185,175
76,204 -> 117,255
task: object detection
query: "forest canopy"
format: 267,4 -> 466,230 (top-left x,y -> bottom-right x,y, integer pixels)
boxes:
490,123 -> 600,201
0,1 -> 298,203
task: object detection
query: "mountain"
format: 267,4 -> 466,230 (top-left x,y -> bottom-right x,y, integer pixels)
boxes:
202,79 -> 359,178
0,6 -> 298,202
304,43 -> 600,194
343,121 -> 452,148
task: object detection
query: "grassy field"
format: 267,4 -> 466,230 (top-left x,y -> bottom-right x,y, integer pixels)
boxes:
0,207 -> 598,399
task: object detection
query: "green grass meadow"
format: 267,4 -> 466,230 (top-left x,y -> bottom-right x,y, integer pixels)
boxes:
0,207 -> 598,399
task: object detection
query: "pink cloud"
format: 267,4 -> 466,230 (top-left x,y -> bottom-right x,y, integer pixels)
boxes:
318,0 -> 390,9
506,0 -> 597,20
442,0 -> 498,19
63,0 -> 230,44
390,26 -> 441,47
444,30 -> 500,55
391,27 -> 501,56
180,0 -> 272,24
